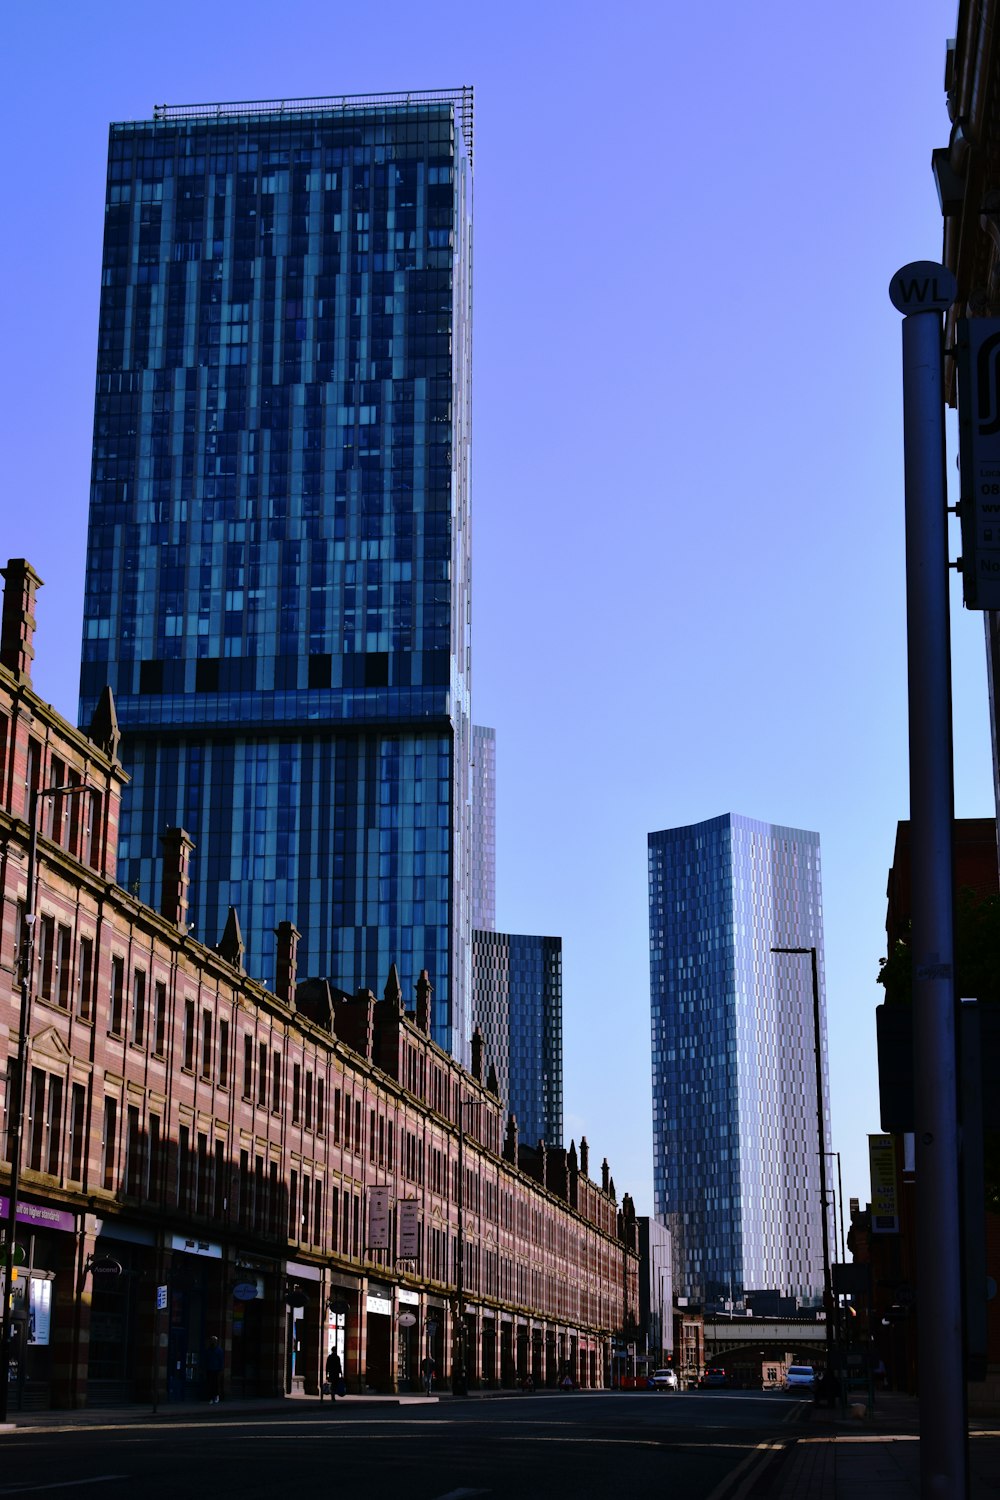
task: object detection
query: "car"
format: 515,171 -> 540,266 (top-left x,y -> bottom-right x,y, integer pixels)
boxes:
650,1368 -> 679,1391
700,1367 -> 729,1388
785,1364 -> 815,1390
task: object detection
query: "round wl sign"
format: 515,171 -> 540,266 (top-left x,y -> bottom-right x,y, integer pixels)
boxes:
232,1281 -> 258,1302
398,1312 -> 417,1328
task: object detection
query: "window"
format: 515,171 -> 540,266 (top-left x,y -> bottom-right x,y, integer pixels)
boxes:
38,915 -> 55,1002
110,955 -> 125,1035
197,1132 -> 209,1214
213,1140 -> 225,1217
178,1124 -> 190,1208
102,1097 -> 118,1191
201,1011 -> 213,1079
218,1019 -> 229,1088
77,936 -> 94,1021
257,1043 -> 267,1107
316,1078 -> 325,1137
343,1094 -> 352,1150
125,1104 -> 142,1195
183,999 -> 195,1070
56,925 -> 72,1008
271,1051 -> 281,1114
153,982 -> 166,1055
369,1108 -> 376,1163
149,1112 -> 162,1199
69,1083 -> 87,1182
302,1176 -> 311,1243
289,1170 -> 298,1238
292,1063 -> 301,1124
28,1069 -> 46,1171
305,1073 -> 313,1131
131,970 -> 146,1046
243,1035 -> 253,1099
314,1180 -> 323,1245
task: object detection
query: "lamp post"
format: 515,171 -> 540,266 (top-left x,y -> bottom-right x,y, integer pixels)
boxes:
771,945 -> 834,1376
452,1100 -> 477,1396
1,782 -> 92,1421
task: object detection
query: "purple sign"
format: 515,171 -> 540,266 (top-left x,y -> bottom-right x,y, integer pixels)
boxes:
0,1198 -> 75,1234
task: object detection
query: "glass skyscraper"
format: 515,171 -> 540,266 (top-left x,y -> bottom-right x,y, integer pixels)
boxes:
471,931 -> 563,1146
470,724 -> 496,933
79,90 -> 474,1058
647,813 -> 832,1306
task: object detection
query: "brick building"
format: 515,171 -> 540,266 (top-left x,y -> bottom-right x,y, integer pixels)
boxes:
0,559 -> 638,1408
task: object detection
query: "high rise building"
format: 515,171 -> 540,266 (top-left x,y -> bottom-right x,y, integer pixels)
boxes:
471,724 -> 496,932
472,930 -> 563,1146
647,813 -> 831,1306
79,90 -> 475,1058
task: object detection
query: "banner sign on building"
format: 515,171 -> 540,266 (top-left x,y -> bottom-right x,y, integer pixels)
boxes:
398,1199 -> 419,1260
957,318 -> 1000,608
367,1186 -> 390,1251
868,1133 -> 900,1233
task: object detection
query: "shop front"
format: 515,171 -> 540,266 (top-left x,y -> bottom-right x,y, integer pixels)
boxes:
396,1288 -> 419,1390
365,1284 -> 393,1391
165,1233 -> 224,1402
0,1196 -> 77,1412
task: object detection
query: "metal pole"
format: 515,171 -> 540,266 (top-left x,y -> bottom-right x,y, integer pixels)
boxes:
453,1106 -> 466,1395
808,947 -> 835,1380
836,1151 -> 846,1267
899,290 -> 966,1498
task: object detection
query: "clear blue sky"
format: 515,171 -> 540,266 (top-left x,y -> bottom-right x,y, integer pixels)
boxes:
4,0 -> 989,1222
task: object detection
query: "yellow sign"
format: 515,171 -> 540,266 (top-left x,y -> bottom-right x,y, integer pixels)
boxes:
869,1134 -> 899,1233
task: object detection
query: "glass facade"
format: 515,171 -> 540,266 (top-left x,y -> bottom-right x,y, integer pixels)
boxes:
648,813 -> 832,1306
79,91 -> 474,1058
471,724 -> 496,932
471,931 -> 563,1146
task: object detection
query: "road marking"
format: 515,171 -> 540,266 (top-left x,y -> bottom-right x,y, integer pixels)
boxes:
430,1491 -> 490,1499
702,1442 -> 785,1500
0,1479 -> 128,1494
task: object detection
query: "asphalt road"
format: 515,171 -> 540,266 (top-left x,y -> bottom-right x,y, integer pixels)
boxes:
0,1390 -> 808,1499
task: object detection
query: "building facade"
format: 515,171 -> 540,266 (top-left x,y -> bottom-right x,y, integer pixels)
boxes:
79,90 -> 475,1060
4,561 -> 636,1409
471,930 -> 563,1147
470,724 -> 496,933
648,812 -> 831,1306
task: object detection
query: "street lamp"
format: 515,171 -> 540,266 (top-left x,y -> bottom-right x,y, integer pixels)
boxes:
770,945 -> 835,1377
1,782 -> 92,1421
452,1099 -> 477,1396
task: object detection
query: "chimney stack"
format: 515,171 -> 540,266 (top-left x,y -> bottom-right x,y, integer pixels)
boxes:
274,921 -> 300,1006
160,827 -> 195,931
0,559 -> 43,684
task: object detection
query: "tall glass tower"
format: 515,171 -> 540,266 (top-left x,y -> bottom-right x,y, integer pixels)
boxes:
471,931 -> 563,1146
79,90 -> 474,1058
647,813 -> 832,1306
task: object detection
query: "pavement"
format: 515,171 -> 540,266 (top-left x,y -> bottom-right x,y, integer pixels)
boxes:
757,1390 -> 1000,1499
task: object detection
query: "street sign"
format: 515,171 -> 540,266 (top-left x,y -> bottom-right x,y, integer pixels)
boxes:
888,261 -> 957,315
398,1312 -> 416,1328
156,1284 -> 168,1311
232,1281 -> 258,1302
957,317 -> 1000,608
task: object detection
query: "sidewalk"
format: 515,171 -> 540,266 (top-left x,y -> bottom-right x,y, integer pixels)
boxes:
760,1391 -> 1000,1498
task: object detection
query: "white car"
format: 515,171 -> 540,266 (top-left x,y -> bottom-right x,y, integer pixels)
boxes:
785,1364 -> 815,1390
650,1368 -> 679,1391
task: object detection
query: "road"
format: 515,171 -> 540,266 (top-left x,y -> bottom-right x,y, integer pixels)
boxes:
0,1389 -> 808,1499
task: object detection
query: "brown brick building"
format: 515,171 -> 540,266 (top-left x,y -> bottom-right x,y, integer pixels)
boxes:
0,559 -> 638,1408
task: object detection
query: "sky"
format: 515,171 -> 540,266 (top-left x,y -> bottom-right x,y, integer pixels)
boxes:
3,0 -> 989,1226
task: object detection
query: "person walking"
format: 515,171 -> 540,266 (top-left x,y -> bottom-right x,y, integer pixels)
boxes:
326,1347 -> 343,1403
204,1335 -> 224,1404
420,1354 -> 435,1395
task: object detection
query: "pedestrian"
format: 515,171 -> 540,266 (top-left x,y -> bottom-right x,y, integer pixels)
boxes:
326,1346 -> 343,1403
204,1335 -> 224,1404
421,1354 -> 435,1395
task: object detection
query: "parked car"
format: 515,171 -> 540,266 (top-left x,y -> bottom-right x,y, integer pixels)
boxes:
649,1368 -> 679,1391
784,1364 -> 815,1390
700,1367 -> 729,1388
